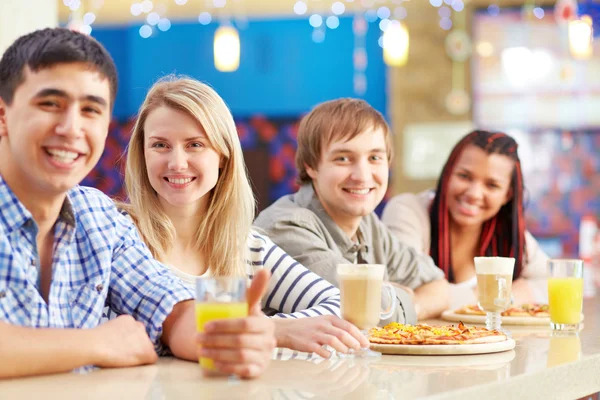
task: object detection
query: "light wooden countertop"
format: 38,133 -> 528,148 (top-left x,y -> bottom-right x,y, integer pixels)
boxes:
1,300 -> 599,399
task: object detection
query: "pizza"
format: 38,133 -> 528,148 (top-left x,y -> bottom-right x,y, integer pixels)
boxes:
369,321 -> 507,345
455,303 -> 550,318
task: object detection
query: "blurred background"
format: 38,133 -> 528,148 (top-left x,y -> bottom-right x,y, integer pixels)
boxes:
1,0 -> 599,258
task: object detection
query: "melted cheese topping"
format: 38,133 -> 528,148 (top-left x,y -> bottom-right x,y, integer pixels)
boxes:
371,323 -> 460,338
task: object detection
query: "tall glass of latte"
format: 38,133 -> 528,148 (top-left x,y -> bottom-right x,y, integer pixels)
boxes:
337,264 -> 397,358
475,257 -> 515,331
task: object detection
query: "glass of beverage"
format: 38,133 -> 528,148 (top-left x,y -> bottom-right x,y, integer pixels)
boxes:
474,256 -> 515,331
547,259 -> 584,331
195,277 -> 248,375
337,264 -> 397,358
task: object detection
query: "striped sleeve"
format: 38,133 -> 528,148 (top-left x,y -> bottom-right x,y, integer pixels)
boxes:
248,231 -> 341,319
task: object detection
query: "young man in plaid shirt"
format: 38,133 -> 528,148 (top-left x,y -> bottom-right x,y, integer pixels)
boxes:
0,28 -> 275,379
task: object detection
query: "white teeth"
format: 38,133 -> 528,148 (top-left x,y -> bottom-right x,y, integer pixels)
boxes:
167,178 -> 193,185
47,148 -> 78,161
459,201 -> 478,212
346,188 -> 370,195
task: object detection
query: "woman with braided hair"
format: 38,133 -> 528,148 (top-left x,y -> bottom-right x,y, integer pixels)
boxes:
382,130 -> 548,308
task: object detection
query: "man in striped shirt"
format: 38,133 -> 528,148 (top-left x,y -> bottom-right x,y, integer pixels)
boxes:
0,28 -> 275,379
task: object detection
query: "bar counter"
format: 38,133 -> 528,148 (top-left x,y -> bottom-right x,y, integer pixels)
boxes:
1,300 -> 599,399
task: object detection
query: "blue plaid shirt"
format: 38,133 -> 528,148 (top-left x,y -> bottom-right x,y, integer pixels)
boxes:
0,176 -> 194,352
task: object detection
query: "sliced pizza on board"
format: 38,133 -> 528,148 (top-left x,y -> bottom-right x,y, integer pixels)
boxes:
369,321 -> 508,345
454,303 -> 549,318
368,322 -> 516,355
440,303 -> 570,326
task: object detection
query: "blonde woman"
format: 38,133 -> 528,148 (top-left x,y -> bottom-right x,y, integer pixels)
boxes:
121,76 -> 368,357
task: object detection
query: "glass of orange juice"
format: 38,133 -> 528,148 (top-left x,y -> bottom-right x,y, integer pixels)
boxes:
195,277 -> 248,375
547,259 -> 584,331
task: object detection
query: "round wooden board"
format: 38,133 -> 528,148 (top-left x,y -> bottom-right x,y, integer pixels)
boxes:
371,349 -> 516,370
441,310 -> 550,326
370,338 -> 515,356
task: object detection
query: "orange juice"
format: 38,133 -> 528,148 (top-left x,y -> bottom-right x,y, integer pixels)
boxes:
548,277 -> 584,324
196,302 -> 248,370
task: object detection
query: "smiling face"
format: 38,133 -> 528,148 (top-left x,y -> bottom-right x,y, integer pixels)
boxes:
446,144 -> 514,229
306,126 -> 389,231
0,63 -> 111,198
143,105 -> 222,213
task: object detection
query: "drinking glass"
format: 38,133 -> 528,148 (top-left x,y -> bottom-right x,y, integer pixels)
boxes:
337,264 -> 397,358
548,259 -> 584,331
196,277 -> 248,376
474,257 -> 515,331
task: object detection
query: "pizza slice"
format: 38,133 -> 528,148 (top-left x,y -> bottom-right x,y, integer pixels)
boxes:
455,304 -> 486,316
502,307 -> 531,317
454,303 -> 550,318
520,303 -> 550,317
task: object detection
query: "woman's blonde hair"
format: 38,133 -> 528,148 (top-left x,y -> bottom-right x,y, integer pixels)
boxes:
122,75 -> 254,276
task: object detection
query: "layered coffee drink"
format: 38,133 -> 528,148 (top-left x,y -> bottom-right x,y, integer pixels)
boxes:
475,257 -> 515,312
338,264 -> 384,330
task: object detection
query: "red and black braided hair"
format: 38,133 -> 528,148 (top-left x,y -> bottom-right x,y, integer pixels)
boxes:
429,130 -> 526,282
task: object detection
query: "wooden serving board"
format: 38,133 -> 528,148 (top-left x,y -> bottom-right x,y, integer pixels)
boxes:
372,349 -> 515,369
370,338 -> 515,356
441,310 -> 550,326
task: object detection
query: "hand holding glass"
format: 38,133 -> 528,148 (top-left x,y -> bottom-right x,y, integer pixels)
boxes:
475,257 -> 515,331
337,264 -> 396,358
195,277 -> 248,375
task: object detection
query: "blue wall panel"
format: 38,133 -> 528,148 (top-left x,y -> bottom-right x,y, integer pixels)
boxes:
92,17 -> 386,119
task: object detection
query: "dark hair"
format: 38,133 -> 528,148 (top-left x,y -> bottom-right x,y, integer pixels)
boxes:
0,28 -> 118,107
429,130 -> 526,282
